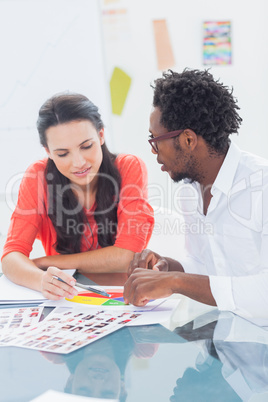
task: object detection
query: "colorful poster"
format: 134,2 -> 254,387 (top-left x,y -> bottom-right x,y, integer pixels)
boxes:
203,21 -> 232,65
101,6 -> 130,43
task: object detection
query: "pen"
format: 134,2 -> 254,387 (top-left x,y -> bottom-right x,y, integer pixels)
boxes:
52,276 -> 111,298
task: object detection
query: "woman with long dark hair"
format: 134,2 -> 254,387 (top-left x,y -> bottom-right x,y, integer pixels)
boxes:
1,93 -> 154,300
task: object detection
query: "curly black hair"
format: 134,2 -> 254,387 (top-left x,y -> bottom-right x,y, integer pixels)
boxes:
152,69 -> 242,153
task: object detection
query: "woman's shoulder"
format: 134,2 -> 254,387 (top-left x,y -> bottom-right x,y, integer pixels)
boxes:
16,158 -> 49,202
115,153 -> 147,170
24,158 -> 48,174
115,153 -> 148,186
20,158 -> 48,190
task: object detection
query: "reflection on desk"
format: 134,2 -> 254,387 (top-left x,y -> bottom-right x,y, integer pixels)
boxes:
1,302 -> 268,401
172,311 -> 268,402
74,272 -> 128,287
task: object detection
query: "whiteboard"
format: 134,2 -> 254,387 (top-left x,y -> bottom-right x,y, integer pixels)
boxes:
0,0 -> 110,195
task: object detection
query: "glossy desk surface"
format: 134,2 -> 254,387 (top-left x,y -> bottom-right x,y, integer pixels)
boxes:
1,273 -> 268,402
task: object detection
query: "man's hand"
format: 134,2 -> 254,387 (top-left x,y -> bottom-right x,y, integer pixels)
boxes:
124,268 -> 175,306
128,249 -> 169,276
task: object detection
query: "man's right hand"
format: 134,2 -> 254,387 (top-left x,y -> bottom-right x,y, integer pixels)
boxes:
128,249 -> 169,276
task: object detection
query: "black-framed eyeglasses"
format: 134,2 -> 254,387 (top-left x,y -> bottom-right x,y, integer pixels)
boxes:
148,129 -> 185,153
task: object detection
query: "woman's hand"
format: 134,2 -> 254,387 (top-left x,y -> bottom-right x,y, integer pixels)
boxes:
40,266 -> 78,300
128,249 -> 169,276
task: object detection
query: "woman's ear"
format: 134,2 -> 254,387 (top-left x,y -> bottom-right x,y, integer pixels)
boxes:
45,147 -> 52,159
99,128 -> 105,145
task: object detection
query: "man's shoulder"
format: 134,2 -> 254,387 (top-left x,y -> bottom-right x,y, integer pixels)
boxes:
236,149 -> 268,188
239,149 -> 268,175
240,148 -> 268,166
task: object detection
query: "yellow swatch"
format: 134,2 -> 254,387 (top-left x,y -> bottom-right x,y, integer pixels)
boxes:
110,67 -> 132,115
66,296 -> 107,305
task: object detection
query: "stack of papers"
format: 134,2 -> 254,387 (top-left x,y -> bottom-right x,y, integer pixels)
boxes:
0,275 -> 47,304
0,270 -> 75,304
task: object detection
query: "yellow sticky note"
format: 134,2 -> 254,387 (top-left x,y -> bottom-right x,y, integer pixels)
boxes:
153,19 -> 175,71
110,67 -> 132,115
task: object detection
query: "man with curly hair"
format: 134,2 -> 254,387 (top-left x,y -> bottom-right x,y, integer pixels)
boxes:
124,69 -> 268,326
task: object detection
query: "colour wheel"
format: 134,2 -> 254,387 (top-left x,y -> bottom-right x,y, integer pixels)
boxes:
65,289 -> 125,306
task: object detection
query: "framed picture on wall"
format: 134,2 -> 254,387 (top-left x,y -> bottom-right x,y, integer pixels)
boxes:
203,21 -> 232,65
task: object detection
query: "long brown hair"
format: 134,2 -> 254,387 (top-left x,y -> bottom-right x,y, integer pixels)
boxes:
37,93 -> 121,254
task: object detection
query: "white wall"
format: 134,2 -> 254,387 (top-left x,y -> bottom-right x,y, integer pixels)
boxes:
0,0 -> 110,195
0,0 -> 109,259
101,0 -> 268,208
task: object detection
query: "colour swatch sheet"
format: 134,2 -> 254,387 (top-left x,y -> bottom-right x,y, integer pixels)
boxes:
0,306 -> 141,354
44,286 -> 167,312
66,287 -> 126,306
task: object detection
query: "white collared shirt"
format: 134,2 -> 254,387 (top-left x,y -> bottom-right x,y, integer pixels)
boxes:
178,141 -> 268,326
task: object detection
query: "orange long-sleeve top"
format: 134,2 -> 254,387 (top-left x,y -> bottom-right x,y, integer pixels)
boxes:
2,154 -> 154,258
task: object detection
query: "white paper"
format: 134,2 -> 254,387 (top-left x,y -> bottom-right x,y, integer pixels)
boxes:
0,270 -> 76,304
30,389 -> 118,402
126,298 -> 181,326
41,286 -> 181,326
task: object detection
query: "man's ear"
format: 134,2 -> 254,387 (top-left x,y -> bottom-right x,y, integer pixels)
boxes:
183,129 -> 198,150
99,128 -> 105,145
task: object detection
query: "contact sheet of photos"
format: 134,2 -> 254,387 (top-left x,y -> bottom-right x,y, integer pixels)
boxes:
0,306 -> 44,345
0,306 -> 141,354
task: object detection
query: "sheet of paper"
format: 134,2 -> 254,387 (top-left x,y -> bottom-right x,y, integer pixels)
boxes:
0,270 -> 76,304
30,389 -> 118,402
0,306 -> 44,344
3,306 -> 141,354
41,286 -> 181,326
126,298 -> 181,326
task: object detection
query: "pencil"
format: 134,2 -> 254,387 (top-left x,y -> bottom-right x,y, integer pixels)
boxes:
52,276 -> 111,298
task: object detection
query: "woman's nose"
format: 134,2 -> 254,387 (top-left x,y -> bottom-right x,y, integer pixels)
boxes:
72,152 -> 86,168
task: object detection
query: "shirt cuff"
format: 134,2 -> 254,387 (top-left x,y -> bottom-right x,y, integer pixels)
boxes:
209,275 -> 236,312
179,255 -> 206,275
